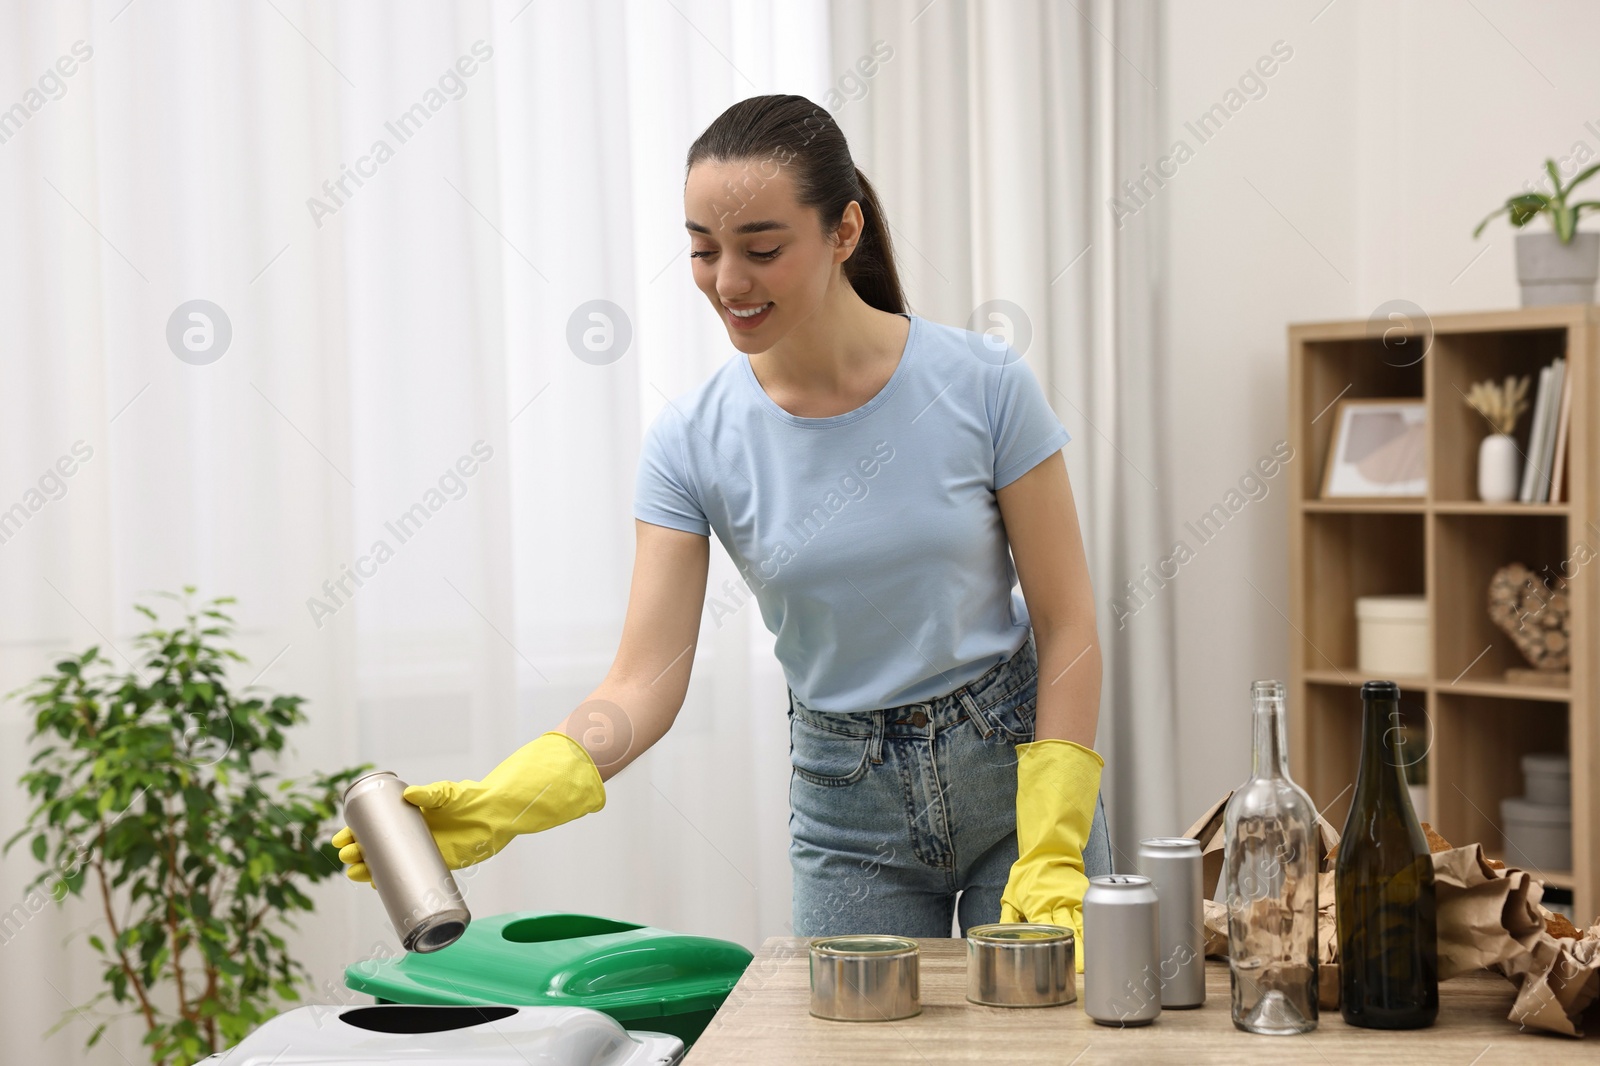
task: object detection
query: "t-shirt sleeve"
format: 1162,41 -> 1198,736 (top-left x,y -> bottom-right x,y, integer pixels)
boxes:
989,352 -> 1072,490
633,406 -> 711,536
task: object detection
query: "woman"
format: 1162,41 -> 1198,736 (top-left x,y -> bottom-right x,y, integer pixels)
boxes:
333,95 -> 1112,958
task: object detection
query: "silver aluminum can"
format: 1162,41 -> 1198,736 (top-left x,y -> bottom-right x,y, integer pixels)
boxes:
341,771 -> 470,953
1082,874 -> 1161,1027
965,923 -> 1076,1007
1138,837 -> 1206,1008
808,935 -> 920,1021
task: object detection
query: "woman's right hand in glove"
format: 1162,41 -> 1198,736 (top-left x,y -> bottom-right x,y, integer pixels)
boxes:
330,730 -> 606,882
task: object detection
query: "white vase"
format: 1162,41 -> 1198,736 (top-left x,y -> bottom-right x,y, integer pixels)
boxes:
1478,433 -> 1519,502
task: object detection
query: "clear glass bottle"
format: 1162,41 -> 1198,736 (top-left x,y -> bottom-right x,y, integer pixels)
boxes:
1223,680 -> 1319,1035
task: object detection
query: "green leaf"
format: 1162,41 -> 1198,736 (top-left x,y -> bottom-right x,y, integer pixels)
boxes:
2,826 -> 30,855
1564,162 -> 1600,196
1507,193 -> 1549,227
1472,196 -> 1523,236
1555,204 -> 1577,242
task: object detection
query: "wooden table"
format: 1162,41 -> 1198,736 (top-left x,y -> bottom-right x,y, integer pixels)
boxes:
684,937 -> 1596,1063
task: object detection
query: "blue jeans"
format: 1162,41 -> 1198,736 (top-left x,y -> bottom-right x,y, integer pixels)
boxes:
787,631 -> 1113,938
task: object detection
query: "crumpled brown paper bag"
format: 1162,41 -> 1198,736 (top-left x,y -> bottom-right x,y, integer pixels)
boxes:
1429,840 -> 1600,1036
1184,790 -> 1600,1036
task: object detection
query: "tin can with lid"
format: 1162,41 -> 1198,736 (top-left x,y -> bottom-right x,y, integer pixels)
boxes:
1082,874 -> 1161,1026
965,923 -> 1076,1007
808,935 -> 920,1021
1137,837 -> 1206,1008
341,770 -> 470,953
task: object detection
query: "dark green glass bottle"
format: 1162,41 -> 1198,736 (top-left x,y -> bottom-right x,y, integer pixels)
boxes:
1335,680 -> 1438,1028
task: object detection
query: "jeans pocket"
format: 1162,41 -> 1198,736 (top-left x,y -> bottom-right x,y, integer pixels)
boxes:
789,712 -> 872,787
976,673 -> 1038,742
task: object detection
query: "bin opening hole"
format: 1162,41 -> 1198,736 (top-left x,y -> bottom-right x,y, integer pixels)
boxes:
340,1005 -> 518,1034
502,914 -> 642,943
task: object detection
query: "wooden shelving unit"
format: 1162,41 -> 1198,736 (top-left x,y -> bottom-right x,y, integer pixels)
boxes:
1287,305 -> 1599,924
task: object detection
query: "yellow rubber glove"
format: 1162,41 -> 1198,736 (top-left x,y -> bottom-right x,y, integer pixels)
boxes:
999,738 -> 1104,974
331,731 -> 605,883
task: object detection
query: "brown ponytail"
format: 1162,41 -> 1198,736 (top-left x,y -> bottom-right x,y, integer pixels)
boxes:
685,95 -> 908,316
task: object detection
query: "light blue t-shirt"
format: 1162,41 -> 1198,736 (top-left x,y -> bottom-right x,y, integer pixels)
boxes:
632,312 -> 1072,712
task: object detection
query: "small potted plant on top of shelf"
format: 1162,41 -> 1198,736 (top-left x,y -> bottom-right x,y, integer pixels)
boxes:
1463,375 -> 1531,502
1474,158 -> 1600,305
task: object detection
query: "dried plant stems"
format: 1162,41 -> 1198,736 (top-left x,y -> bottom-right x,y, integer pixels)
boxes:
1464,374 -> 1531,436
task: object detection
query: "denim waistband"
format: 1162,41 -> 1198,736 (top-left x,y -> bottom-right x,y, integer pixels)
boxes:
787,632 -> 1037,740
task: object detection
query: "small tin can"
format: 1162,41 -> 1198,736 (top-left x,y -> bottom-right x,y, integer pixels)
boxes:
1082,874 -> 1161,1027
808,935 -> 920,1021
341,771 -> 470,953
965,923 -> 1076,1007
1137,837 -> 1206,1008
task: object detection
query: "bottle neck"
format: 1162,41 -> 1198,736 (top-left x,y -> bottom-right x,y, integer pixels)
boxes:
1357,693 -> 1409,800
1251,694 -> 1290,779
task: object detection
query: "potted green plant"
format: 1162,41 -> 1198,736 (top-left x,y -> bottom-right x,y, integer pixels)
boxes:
1474,158 -> 1600,305
4,588 -> 370,1066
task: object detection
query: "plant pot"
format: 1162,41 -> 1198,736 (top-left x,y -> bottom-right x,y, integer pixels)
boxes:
1478,433 -> 1520,502
1515,232 -> 1600,305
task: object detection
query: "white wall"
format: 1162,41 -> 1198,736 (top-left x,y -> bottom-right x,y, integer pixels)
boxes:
1158,0 -> 1600,823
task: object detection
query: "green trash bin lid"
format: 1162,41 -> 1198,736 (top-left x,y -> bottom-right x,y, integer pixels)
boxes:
344,912 -> 753,1028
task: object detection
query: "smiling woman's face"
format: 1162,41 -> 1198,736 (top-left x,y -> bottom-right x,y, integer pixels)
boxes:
684,160 -> 855,351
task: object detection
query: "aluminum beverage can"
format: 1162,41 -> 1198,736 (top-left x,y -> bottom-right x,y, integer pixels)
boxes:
341,770 -> 470,953
1082,874 -> 1161,1026
1138,837 -> 1206,1008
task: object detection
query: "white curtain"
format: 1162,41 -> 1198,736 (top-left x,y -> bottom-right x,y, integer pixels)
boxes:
0,1 -> 1170,1062
829,0 -> 1177,866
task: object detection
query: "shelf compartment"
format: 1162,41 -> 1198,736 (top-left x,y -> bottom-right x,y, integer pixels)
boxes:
1295,337 -> 1424,501
1431,692 -> 1569,885
1298,511 -> 1424,677
1297,682 -> 1431,834
1299,682 -> 1361,831
1432,512 -> 1570,685
1429,328 -> 1569,503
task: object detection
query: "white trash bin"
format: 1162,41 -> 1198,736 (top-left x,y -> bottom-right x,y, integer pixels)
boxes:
200,1003 -> 683,1065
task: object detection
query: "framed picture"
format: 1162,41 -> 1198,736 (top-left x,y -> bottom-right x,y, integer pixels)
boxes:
1320,398 -> 1427,498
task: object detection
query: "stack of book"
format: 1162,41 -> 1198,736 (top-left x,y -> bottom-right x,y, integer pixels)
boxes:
1519,357 -> 1572,503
